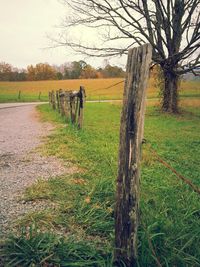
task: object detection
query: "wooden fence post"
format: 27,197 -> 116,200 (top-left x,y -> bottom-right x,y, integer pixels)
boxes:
18,90 -> 21,100
38,92 -> 41,100
64,91 -> 71,121
51,90 -> 56,110
78,86 -> 86,129
75,95 -> 79,123
56,90 -> 60,113
70,94 -> 76,124
59,91 -> 66,117
49,91 -> 52,106
114,44 -> 152,266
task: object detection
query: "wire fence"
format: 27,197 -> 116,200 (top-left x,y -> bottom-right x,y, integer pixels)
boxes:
146,142 -> 200,195
88,80 -> 125,93
49,87 -> 86,129
50,86 -> 199,195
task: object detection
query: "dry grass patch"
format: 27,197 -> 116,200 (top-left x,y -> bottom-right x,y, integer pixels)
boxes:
1,78 -> 199,102
180,98 -> 200,107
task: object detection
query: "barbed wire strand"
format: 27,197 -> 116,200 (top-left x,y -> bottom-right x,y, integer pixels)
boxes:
88,80 -> 125,94
148,145 -> 200,195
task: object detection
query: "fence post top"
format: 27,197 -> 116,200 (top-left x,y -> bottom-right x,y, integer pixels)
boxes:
72,90 -> 79,95
128,43 -> 152,56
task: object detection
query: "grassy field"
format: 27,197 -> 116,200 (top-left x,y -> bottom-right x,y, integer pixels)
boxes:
1,100 -> 200,266
0,78 -> 199,102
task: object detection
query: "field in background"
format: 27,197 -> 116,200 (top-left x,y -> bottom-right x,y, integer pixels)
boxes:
0,78 -> 199,102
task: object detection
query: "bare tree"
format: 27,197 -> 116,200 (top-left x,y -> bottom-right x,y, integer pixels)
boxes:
57,0 -> 200,112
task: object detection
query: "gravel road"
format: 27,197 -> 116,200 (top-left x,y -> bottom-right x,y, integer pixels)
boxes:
0,104 -> 74,236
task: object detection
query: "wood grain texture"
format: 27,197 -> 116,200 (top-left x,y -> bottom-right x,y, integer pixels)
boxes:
78,86 -> 86,129
59,91 -> 65,117
114,44 -> 152,266
56,90 -> 60,113
51,90 -> 56,110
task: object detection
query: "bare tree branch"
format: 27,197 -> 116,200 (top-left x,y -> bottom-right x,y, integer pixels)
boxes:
57,0 -> 200,75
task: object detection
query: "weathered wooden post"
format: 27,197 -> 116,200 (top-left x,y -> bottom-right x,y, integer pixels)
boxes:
51,90 -> 56,110
78,86 -> 86,129
70,93 -> 76,124
56,90 -> 60,113
59,90 -> 66,117
48,91 -> 52,106
75,95 -> 80,123
64,91 -> 71,121
38,91 -> 41,100
18,90 -> 21,100
114,44 -> 152,266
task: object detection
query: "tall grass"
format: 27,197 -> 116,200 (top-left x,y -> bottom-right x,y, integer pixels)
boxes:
1,225 -> 112,267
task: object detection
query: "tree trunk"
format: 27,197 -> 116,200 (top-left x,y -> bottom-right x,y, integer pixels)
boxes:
162,69 -> 179,113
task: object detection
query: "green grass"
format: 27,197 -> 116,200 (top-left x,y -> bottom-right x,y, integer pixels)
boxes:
1,225 -> 112,267
1,103 -> 200,266
0,93 -> 47,103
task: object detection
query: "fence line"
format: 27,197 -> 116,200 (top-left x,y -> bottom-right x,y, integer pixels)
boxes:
49,89 -> 199,194
49,86 -> 86,129
47,45 -> 198,267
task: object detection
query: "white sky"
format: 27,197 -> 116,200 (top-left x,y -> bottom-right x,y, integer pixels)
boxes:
0,0 -> 126,69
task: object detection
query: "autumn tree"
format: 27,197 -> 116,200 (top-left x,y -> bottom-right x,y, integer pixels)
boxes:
101,64 -> 126,78
0,62 -> 12,81
27,65 -> 35,81
80,64 -> 98,78
58,0 -> 200,113
27,63 -> 56,80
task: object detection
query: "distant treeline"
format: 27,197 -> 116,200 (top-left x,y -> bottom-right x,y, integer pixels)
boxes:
0,60 -> 125,81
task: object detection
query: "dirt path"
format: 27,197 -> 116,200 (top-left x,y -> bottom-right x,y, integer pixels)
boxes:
0,104 -> 74,236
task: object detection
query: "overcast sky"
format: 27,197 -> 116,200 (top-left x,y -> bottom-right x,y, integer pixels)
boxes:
0,0 -> 126,69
